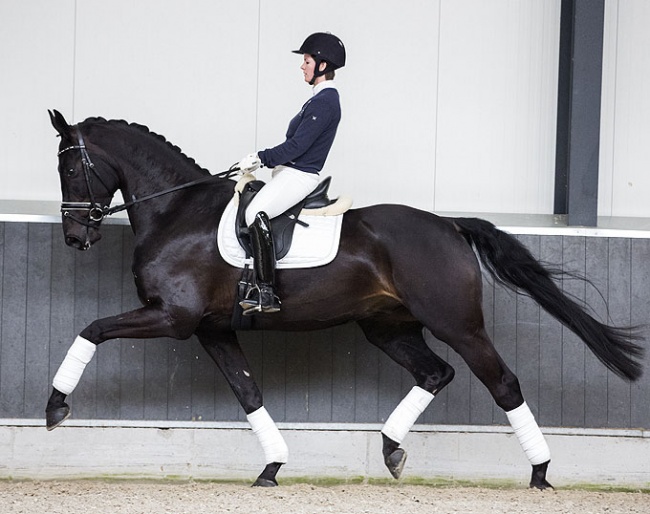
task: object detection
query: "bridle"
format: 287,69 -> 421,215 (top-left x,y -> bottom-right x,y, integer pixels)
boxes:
57,131 -> 112,227
57,129 -> 240,227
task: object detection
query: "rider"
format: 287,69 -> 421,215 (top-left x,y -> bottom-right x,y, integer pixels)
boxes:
236,32 -> 346,315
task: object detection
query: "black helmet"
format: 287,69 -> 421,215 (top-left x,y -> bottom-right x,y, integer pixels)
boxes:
293,32 -> 346,83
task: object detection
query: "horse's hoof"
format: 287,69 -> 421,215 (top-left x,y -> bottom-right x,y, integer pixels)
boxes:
46,404 -> 71,431
385,448 -> 407,479
529,460 -> 554,490
252,477 -> 278,487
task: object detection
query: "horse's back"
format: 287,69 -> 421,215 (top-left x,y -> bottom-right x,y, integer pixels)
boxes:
342,204 -> 475,262
338,204 -> 485,319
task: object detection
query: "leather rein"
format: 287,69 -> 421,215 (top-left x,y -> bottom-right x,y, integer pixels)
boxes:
57,130 -> 239,227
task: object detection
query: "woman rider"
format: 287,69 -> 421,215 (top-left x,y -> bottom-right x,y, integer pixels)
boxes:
236,32 -> 346,315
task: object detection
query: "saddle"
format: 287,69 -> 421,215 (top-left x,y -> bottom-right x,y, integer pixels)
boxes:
234,176 -> 337,260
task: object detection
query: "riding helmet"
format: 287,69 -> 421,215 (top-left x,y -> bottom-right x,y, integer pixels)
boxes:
293,32 -> 346,76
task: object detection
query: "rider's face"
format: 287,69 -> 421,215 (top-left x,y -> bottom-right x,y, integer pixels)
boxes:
300,54 -> 326,84
301,54 -> 316,83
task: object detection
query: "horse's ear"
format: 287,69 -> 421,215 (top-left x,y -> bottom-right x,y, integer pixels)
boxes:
49,109 -> 71,139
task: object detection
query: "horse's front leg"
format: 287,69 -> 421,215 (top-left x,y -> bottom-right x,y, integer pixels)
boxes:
197,330 -> 287,487
46,305 -> 196,430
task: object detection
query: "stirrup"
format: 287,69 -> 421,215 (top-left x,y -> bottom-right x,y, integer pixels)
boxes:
240,284 -> 281,315
239,284 -> 262,312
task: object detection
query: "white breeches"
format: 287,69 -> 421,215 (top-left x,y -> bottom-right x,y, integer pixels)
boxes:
245,166 -> 320,226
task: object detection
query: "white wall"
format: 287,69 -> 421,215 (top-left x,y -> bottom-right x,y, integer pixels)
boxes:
0,1 -> 647,217
599,0 -> 650,217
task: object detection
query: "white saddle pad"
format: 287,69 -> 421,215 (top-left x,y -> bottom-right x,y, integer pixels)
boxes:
217,197 -> 344,269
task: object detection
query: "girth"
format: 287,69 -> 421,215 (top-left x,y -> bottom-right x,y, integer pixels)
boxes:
235,176 -> 335,260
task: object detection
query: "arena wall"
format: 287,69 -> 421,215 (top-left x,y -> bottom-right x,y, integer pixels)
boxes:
1,1 -> 650,486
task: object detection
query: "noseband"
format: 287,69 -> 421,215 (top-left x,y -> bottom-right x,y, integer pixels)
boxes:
57,128 -> 241,229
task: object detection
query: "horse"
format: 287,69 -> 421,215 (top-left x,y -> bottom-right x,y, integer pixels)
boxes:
46,109 -> 644,489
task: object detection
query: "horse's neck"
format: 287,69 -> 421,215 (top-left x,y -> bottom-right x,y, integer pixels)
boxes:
91,125 -> 233,234
105,133 -> 205,202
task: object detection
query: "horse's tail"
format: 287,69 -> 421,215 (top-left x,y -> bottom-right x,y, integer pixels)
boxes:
452,217 -> 644,381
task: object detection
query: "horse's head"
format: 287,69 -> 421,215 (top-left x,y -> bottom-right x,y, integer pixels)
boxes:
49,110 -> 117,251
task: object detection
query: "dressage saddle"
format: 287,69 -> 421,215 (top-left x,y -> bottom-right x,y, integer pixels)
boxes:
234,176 -> 335,260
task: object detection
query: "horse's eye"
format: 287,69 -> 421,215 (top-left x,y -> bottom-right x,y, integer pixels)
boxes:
65,168 -> 76,177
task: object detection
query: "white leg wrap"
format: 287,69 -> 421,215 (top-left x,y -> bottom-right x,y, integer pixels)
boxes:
52,336 -> 97,395
247,406 -> 289,464
381,386 -> 434,444
506,401 -> 551,465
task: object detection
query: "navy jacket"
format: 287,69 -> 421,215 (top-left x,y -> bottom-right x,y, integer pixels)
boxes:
258,86 -> 341,174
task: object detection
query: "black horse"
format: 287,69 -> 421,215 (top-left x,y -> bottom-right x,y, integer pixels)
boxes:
46,110 -> 643,489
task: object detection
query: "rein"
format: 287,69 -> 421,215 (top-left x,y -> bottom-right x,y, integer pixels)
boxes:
57,130 -> 240,226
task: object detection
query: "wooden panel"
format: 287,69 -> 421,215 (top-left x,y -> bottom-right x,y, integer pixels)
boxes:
24,224 -> 53,417
584,237 -> 611,427
353,326 -> 379,423
630,239 -> 650,428
560,236 -> 587,427
537,235 -> 564,427
330,325 -> 357,422
605,239 -> 633,427
307,330 -> 334,422
0,222 -> 649,431
0,223 -> 28,417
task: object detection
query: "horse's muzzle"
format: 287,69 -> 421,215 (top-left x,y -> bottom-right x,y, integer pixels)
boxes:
64,228 -> 101,251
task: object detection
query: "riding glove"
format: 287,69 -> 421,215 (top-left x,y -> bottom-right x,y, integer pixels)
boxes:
237,153 -> 261,174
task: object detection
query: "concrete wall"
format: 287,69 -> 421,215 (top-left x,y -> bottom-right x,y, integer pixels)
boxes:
1,421 -> 648,487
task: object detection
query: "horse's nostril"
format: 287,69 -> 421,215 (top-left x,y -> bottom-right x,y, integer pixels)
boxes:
65,236 -> 85,250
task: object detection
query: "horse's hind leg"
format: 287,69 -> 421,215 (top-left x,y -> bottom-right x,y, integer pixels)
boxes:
443,326 -> 553,489
358,318 -> 456,479
197,330 -> 287,487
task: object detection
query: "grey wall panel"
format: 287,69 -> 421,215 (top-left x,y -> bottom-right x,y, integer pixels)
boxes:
330,325 -> 357,422
0,221 -> 648,431
538,235 -> 564,427
606,239 -> 633,427
24,224 -> 52,418
631,240 -> 650,428
1,223 -> 28,417
584,237 -> 610,428
561,236 -> 588,427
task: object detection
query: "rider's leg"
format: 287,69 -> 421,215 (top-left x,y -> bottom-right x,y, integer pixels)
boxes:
241,211 -> 281,314
244,166 -> 320,226
241,167 -> 319,314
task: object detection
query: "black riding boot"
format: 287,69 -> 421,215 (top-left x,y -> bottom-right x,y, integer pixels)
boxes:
240,212 -> 281,315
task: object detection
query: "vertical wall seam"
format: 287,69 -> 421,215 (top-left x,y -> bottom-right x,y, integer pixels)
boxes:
432,0 -> 443,212
582,237 -> 587,424
608,0 -> 620,214
22,225 -> 30,417
254,0 -> 262,150
0,224 -> 3,403
606,237 -> 610,424
628,238 -> 632,426
71,0 -> 78,120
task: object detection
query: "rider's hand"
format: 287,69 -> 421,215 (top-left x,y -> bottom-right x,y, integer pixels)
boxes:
237,153 -> 261,174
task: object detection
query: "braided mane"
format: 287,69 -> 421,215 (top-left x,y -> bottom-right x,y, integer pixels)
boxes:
79,117 -> 210,175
